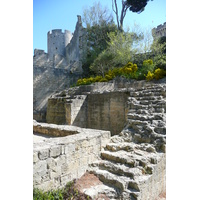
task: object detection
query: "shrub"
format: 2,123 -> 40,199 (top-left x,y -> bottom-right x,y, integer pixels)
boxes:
146,71 -> 154,81
94,75 -> 103,82
99,77 -> 108,82
154,68 -> 166,80
143,59 -> 153,66
136,59 -> 155,80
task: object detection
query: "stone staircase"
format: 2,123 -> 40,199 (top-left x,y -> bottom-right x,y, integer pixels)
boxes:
84,84 -> 166,200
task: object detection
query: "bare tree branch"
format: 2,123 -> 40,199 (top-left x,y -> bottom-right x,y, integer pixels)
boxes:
112,0 -> 120,30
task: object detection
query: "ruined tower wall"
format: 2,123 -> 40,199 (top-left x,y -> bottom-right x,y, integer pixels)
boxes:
65,15 -> 86,68
47,29 -> 72,59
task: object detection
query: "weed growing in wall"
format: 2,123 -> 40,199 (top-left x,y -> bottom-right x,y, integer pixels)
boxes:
33,180 -> 92,200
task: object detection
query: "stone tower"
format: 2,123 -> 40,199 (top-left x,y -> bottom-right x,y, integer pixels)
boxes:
152,22 -> 166,40
47,29 -> 72,59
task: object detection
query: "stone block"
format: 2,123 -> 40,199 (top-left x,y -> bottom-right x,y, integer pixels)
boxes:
61,164 -> 69,175
65,143 -> 75,153
33,160 -> 47,174
41,171 -> 50,182
38,149 -> 49,160
33,152 -> 39,163
61,145 -> 65,154
55,155 -> 66,166
60,174 -> 72,187
33,173 -> 41,185
46,158 -> 57,170
50,146 -> 61,158
49,166 -> 61,179
36,180 -> 54,192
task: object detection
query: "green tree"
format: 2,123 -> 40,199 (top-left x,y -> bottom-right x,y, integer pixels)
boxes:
151,36 -> 166,70
90,30 -> 139,76
112,0 -> 153,31
81,1 -> 118,76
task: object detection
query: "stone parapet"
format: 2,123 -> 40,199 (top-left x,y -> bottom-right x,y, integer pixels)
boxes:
33,121 -> 111,191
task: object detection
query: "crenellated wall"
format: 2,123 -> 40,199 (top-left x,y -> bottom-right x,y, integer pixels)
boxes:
152,22 -> 166,40
47,29 -> 72,59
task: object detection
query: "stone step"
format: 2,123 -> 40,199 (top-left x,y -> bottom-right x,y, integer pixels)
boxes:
90,160 -> 143,179
154,127 -> 166,135
129,105 -> 165,114
131,86 -> 165,93
83,182 -> 118,200
130,91 -> 164,98
133,96 -> 163,101
127,113 -> 164,121
100,150 -> 152,171
139,99 -> 165,105
105,142 -> 136,152
88,168 -> 131,192
128,104 -> 148,110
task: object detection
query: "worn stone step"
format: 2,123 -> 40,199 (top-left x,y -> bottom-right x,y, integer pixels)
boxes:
132,86 -> 165,93
139,99 -> 165,105
134,96 -> 163,101
100,150 -> 151,170
106,142 -> 136,152
90,160 -> 143,179
83,182 -> 118,200
130,91 -> 164,98
88,168 -> 131,192
128,103 -> 148,110
154,127 -> 166,135
127,113 -> 165,122
89,168 -> 144,198
127,113 -> 151,121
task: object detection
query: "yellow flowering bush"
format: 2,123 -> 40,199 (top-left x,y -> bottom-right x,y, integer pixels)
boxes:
145,71 -> 154,81
154,68 -> 166,80
76,62 -> 139,86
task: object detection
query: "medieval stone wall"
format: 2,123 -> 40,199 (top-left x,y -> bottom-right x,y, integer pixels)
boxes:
33,67 -> 80,122
33,16 -> 86,122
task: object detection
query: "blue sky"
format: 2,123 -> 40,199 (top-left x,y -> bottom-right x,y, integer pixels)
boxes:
33,0 -> 166,53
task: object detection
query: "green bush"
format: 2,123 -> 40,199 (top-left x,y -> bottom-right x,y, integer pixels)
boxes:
33,181 -> 91,200
143,59 -> 153,66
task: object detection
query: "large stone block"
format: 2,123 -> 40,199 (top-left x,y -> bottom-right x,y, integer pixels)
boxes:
50,146 -> 61,158
38,149 -> 49,160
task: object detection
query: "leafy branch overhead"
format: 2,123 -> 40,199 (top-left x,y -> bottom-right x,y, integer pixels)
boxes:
112,0 -> 153,30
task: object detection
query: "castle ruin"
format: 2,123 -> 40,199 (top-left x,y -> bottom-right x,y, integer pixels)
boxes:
152,22 -> 166,40
33,15 -> 86,122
